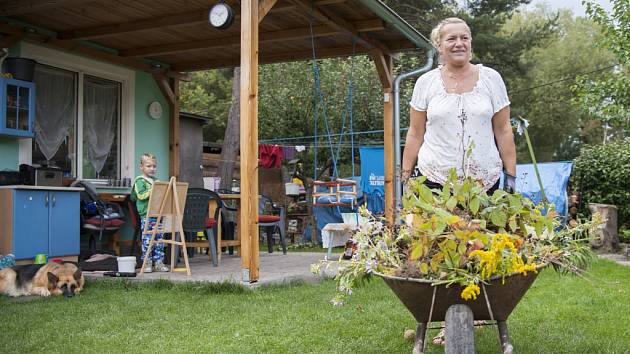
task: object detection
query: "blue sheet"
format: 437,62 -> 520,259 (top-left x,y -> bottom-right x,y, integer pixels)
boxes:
359,147 -> 385,213
504,161 -> 573,220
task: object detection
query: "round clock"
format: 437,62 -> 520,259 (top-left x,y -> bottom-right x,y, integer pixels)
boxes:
148,101 -> 163,119
209,1 -> 235,30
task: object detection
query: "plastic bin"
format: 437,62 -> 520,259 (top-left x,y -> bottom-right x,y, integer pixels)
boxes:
117,256 -> 137,273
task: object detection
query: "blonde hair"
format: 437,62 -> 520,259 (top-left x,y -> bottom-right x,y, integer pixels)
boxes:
430,17 -> 472,64
140,153 -> 157,165
430,17 -> 471,48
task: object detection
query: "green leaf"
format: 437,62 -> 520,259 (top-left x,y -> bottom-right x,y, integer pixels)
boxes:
446,196 -> 458,211
410,242 -> 424,260
420,262 -> 429,274
470,197 -> 480,215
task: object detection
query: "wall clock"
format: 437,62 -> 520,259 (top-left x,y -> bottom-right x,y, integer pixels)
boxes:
148,101 -> 163,119
209,1 -> 235,30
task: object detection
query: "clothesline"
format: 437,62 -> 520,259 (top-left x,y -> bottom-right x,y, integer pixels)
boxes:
259,127 -> 410,144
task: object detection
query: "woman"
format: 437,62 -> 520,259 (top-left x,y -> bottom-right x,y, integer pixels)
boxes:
402,17 -> 516,194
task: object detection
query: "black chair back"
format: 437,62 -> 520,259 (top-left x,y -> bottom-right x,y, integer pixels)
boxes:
183,188 -> 221,233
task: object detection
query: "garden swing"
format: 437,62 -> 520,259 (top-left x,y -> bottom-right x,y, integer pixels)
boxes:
308,23 -> 358,209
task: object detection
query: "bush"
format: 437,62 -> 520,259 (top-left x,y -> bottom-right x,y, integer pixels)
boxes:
573,140 -> 630,228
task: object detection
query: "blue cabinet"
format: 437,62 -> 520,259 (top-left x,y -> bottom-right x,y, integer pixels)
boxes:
0,78 -> 35,138
0,188 -> 80,260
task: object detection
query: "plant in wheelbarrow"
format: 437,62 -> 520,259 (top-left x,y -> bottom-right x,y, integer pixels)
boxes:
312,169 -> 599,354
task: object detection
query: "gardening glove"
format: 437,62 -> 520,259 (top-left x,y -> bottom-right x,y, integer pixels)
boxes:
503,170 -> 516,194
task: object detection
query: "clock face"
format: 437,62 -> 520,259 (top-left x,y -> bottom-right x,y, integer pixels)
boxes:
148,101 -> 162,119
209,3 -> 233,29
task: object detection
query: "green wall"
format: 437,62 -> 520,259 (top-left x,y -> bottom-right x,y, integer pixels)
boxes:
133,71 -> 170,181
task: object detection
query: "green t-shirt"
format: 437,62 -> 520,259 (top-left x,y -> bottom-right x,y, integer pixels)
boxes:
130,175 -> 156,217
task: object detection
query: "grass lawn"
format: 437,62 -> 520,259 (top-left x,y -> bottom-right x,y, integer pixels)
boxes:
1,259 -> 628,353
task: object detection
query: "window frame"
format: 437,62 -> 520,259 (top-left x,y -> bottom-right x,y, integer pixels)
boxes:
19,42 -> 135,180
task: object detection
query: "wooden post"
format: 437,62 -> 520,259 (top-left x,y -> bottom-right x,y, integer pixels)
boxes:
240,0 -> 260,283
588,203 -> 620,252
170,78 -> 180,179
371,51 -> 394,224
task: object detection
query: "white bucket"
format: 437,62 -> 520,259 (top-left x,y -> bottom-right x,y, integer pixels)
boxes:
117,256 -> 136,273
285,182 -> 300,196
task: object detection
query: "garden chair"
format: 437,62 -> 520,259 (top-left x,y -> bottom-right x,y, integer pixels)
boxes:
72,180 -> 126,257
259,195 -> 287,254
180,188 -> 221,267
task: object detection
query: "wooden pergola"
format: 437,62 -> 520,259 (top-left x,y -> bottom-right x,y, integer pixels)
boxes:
1,0 -> 432,282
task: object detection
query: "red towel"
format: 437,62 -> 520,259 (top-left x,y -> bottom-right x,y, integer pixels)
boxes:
259,144 -> 283,168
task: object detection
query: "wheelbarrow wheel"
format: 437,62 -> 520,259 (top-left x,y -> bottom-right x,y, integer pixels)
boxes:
444,304 -> 475,354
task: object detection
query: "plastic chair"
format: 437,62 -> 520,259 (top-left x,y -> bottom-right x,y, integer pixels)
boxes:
181,188 -> 221,267
259,195 -> 287,254
72,180 -> 126,256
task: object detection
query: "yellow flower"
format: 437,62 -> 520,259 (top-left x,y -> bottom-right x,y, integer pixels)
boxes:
516,263 -> 538,276
461,283 -> 480,301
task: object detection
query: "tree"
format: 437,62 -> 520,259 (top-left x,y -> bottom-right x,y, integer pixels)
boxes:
572,0 -> 630,137
505,7 -> 615,161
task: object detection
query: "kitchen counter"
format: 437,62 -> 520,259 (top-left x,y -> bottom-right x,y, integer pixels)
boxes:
0,185 -> 84,191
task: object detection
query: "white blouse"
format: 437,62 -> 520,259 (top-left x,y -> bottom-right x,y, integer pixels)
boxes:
409,64 -> 510,191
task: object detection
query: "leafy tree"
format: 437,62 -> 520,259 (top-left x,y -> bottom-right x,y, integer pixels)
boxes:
506,7 -> 615,162
572,0 -> 630,136
179,69 -> 233,142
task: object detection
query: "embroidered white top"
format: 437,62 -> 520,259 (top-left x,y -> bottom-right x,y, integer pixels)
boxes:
409,64 -> 510,190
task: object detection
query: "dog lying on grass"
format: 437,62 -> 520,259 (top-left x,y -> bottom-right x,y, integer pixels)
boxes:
0,262 -> 84,298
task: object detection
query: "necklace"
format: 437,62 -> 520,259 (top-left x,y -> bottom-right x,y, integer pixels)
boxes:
442,65 -> 471,92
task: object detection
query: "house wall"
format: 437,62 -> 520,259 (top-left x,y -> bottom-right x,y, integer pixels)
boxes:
0,41 -> 171,180
133,71 -> 171,180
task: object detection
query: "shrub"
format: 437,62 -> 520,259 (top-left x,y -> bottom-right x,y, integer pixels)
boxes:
573,140 -> 630,228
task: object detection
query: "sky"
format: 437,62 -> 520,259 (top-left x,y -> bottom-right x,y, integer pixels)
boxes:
525,0 -> 613,17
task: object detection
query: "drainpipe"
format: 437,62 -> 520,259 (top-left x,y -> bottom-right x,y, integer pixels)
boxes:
393,49 -> 435,213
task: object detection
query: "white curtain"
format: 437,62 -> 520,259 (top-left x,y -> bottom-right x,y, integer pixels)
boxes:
83,76 -> 119,175
33,66 -> 75,161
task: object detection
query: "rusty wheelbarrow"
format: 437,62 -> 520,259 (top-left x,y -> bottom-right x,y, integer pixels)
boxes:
376,269 -> 542,354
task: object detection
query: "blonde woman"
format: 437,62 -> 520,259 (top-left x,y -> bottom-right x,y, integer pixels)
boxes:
402,17 -> 516,194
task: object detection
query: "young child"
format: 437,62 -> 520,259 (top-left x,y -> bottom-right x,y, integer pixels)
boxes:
131,153 -> 169,273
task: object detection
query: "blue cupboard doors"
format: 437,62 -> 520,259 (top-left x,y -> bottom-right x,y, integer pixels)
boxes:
13,190 -> 49,259
48,191 -> 80,257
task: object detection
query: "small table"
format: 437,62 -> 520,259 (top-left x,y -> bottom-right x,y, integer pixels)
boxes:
321,223 -> 354,258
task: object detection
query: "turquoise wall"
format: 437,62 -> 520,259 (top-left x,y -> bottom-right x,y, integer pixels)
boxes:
0,42 -> 21,170
134,71 -> 171,181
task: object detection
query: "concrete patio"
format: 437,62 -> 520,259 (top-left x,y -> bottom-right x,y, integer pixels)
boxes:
84,251 -> 336,286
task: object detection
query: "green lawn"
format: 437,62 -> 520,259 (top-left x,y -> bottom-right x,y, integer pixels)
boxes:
1,259 -> 628,353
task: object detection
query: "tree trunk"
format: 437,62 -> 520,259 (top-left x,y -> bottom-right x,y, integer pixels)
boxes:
219,67 -> 241,190
588,203 -> 620,252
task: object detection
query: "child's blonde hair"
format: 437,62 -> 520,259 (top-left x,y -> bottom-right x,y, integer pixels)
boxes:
140,153 -> 157,165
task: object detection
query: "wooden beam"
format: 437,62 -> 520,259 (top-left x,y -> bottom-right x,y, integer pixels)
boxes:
289,0 -> 390,54
169,78 -> 181,179
121,19 -> 384,58
371,49 -> 392,90
152,73 -> 175,106
0,0 -> 91,16
258,0 -> 278,23
378,54 -> 395,225
240,0 -> 260,283
0,23 -> 186,82
57,0 -> 344,41
174,44 -> 371,71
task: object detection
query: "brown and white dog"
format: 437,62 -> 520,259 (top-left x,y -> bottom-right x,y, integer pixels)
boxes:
0,262 -> 84,298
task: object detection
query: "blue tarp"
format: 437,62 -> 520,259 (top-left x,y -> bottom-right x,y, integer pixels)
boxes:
509,161 -> 573,219
360,147 -> 385,214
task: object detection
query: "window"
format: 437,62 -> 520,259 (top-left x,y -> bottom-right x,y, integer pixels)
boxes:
32,65 -> 122,179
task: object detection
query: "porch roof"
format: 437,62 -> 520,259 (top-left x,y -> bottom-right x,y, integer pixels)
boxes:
0,0 -> 431,77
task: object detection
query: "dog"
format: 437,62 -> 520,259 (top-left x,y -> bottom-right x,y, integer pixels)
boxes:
0,262 -> 84,298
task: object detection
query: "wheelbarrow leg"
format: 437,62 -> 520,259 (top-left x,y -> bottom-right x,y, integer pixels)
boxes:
412,322 -> 427,354
445,304 -> 474,354
497,321 -> 514,354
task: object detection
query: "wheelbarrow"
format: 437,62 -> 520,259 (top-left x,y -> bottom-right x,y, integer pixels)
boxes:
376,269 -> 542,354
